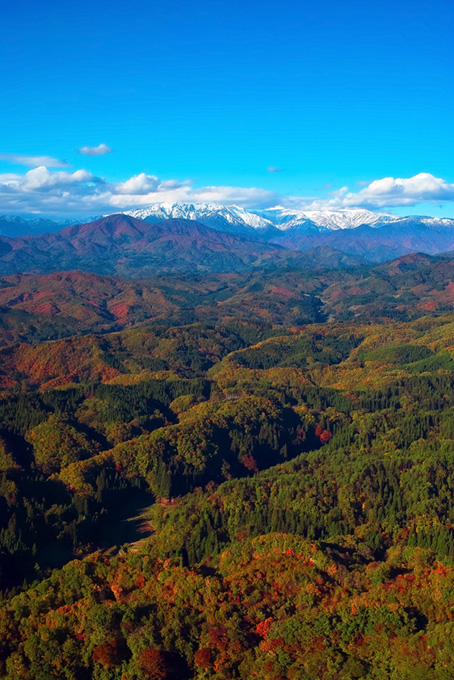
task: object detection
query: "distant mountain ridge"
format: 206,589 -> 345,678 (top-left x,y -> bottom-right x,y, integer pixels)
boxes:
2,204 -> 454,239
1,206 -> 454,276
0,214 -> 329,276
0,214 -> 98,238
0,206 -> 454,278
122,204 -> 397,233
120,203 -> 454,234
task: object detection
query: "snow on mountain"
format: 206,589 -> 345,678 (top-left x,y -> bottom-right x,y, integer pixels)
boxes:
119,203 -> 406,233
122,203 -> 276,234
258,208 -> 399,230
5,205 -> 453,239
393,215 -> 454,228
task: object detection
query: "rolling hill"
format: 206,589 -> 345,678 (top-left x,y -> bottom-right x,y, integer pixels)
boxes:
2,250 -> 454,348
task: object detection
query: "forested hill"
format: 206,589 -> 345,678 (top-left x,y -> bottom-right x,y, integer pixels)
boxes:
2,309 -> 454,676
3,238 -> 454,678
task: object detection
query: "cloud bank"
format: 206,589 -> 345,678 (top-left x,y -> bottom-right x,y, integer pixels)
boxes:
0,163 -> 452,217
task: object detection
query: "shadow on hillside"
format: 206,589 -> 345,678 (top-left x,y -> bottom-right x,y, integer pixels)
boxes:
97,491 -> 155,552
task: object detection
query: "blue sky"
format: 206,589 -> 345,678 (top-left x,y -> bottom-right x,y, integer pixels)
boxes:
0,0 -> 453,217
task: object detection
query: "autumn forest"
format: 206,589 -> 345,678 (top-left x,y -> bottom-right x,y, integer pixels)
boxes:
2,245 -> 454,679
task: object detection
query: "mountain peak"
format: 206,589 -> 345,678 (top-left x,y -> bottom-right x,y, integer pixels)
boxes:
115,203 -> 404,234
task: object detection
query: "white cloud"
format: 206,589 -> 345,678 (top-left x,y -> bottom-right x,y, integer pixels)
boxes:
116,173 -> 162,195
0,167 -> 98,193
267,166 -> 281,173
21,167 -> 96,190
342,173 -> 454,208
0,153 -> 70,168
78,144 -> 113,156
286,174 -> 454,212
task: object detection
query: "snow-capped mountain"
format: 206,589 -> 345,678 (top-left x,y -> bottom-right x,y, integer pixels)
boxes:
3,208 -> 454,274
259,207 -> 399,230
399,216 -> 454,228
119,203 -> 427,234
122,203 -> 277,234
2,204 -> 454,240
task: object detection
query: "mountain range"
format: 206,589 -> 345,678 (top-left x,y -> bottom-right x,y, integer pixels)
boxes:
2,204 -> 454,237
121,203 -> 454,233
0,214 -> 367,276
0,205 -> 454,276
